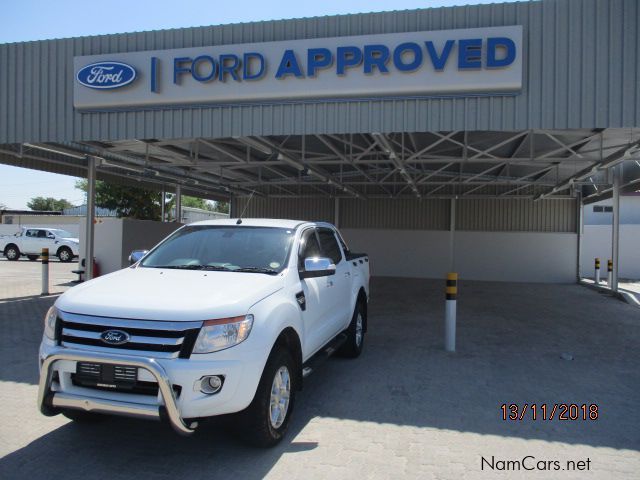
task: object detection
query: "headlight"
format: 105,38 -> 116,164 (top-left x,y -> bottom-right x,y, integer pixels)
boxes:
44,306 -> 58,340
192,315 -> 254,354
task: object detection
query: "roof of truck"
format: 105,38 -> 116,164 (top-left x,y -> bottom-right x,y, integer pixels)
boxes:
188,218 -> 321,229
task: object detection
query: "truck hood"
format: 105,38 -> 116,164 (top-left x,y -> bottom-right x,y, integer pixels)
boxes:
57,266 -> 286,321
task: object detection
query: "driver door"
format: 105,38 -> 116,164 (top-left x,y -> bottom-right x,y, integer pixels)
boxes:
297,228 -> 332,357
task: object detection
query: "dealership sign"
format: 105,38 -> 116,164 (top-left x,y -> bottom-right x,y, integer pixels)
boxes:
73,25 -> 522,110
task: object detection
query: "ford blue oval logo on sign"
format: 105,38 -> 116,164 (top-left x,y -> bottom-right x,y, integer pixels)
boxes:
77,62 -> 137,90
100,329 -> 131,345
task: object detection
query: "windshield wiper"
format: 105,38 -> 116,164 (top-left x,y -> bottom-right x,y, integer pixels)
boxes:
234,267 -> 279,275
148,264 -> 232,271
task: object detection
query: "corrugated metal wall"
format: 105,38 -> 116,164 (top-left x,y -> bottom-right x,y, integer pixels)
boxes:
232,197 -> 335,223
232,197 -> 577,232
340,199 -> 449,230
1,0 -> 638,144
456,198 -> 576,232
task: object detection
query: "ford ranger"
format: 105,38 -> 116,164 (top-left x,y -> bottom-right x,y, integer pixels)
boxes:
2,226 -> 79,262
38,219 -> 369,446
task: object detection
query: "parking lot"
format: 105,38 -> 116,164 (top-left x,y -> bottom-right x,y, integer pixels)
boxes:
0,259 -> 639,479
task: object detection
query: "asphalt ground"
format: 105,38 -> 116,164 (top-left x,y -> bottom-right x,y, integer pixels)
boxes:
0,259 -> 639,479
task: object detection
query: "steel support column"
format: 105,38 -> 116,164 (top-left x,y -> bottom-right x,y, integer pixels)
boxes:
175,185 -> 182,223
160,188 -> 166,222
449,197 -> 456,271
611,166 -> 621,292
576,191 -> 583,282
85,156 -> 97,280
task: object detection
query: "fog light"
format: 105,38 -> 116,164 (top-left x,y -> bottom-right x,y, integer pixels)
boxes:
199,375 -> 223,394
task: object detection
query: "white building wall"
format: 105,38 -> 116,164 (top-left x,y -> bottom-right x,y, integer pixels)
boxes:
79,219 -> 181,276
583,196 -> 640,225
342,229 -> 578,283
580,225 -> 640,280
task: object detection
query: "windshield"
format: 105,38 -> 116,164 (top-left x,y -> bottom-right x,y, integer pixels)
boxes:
49,229 -> 74,238
140,226 -> 295,274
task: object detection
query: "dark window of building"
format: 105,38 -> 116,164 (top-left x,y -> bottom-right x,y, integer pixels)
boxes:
593,205 -> 613,213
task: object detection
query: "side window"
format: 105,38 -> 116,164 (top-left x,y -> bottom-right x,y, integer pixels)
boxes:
298,229 -> 321,270
26,229 -> 37,237
37,230 -> 48,238
317,228 -> 343,265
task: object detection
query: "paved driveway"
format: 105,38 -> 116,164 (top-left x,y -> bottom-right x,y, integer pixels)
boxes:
0,266 -> 639,479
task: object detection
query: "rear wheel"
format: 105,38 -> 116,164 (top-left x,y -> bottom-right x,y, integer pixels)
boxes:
338,301 -> 366,358
4,245 -> 20,261
57,247 -> 73,263
27,255 -> 39,261
240,348 -> 297,447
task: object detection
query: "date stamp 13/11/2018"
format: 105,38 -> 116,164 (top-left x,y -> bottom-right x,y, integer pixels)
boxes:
500,403 -> 599,421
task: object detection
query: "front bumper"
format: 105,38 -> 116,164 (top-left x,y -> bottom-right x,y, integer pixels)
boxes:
38,346 -> 197,435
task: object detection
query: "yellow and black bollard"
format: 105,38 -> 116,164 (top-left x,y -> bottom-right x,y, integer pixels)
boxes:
445,273 -> 457,352
594,258 -> 601,284
41,247 -> 49,295
607,259 -> 613,288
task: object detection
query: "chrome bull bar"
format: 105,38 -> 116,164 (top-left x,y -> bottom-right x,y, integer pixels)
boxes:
38,346 -> 197,435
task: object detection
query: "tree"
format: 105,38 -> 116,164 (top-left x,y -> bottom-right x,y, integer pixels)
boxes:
27,196 -> 73,211
75,179 -> 161,220
0,202 -> 6,210
215,201 -> 230,214
181,196 -> 211,210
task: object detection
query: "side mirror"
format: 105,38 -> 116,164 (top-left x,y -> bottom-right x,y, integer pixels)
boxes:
300,257 -> 336,279
129,249 -> 149,265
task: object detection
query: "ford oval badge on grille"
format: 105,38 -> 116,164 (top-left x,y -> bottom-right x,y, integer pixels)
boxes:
100,329 -> 131,345
77,62 -> 137,90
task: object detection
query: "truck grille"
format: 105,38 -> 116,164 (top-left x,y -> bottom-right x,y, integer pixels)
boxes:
58,311 -> 202,359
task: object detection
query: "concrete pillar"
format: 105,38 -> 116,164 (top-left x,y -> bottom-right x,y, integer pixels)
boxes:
85,156 -> 97,280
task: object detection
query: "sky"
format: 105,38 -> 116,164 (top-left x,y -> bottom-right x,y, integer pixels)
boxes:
0,0 -> 497,209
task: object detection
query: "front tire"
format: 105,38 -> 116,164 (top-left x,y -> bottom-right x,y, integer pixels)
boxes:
4,245 -> 20,261
57,247 -> 73,263
240,348 -> 297,447
339,301 -> 366,358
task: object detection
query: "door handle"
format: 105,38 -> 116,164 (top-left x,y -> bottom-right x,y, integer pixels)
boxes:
344,272 -> 351,277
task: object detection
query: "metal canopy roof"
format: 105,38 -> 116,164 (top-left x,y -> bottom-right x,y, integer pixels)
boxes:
1,128 -> 639,202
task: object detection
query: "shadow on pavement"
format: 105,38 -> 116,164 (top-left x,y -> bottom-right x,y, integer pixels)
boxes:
0,277 -> 639,477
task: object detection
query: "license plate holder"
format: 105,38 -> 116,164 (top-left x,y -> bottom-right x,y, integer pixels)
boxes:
75,362 -> 138,389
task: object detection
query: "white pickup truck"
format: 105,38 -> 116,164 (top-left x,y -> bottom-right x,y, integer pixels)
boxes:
38,219 -> 369,446
1,226 -> 79,262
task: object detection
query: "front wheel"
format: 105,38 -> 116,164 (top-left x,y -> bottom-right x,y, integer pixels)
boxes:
57,247 -> 73,263
240,348 -> 297,447
4,245 -> 20,261
339,302 -> 366,358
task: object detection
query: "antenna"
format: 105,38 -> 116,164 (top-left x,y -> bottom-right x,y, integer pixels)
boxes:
236,190 -> 255,225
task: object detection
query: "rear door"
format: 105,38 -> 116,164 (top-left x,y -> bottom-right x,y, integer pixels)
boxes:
21,229 -> 40,254
316,227 -> 352,336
